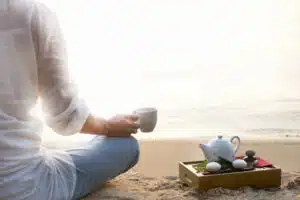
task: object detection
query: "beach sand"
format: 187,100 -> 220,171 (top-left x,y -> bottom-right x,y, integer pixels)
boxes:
83,170 -> 300,200
81,138 -> 300,200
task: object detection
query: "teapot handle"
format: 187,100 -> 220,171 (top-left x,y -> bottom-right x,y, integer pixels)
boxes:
230,136 -> 241,153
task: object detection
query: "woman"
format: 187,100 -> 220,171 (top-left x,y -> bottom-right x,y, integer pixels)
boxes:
0,0 -> 140,199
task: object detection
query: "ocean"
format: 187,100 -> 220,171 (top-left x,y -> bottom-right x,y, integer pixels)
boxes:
39,0 -> 299,144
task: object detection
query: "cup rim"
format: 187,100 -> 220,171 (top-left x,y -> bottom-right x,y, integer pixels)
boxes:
134,107 -> 157,113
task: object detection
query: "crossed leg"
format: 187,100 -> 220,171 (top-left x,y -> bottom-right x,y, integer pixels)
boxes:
67,136 -> 140,200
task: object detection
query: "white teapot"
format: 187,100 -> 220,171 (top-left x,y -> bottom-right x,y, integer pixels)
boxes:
199,135 -> 241,163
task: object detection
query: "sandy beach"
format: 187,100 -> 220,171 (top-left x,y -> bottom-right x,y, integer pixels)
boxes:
71,137 -> 300,200
83,170 -> 300,200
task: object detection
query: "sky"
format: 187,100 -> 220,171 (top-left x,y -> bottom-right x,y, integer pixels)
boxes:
36,0 -> 299,116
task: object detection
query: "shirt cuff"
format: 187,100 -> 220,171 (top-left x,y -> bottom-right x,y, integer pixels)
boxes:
45,97 -> 90,136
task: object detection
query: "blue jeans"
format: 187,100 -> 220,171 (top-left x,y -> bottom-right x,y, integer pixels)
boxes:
67,136 -> 140,200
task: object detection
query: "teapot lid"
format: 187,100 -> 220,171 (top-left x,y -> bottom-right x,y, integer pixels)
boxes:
217,135 -> 223,139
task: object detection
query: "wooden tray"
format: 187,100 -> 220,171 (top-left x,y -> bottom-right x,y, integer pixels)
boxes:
179,160 -> 281,191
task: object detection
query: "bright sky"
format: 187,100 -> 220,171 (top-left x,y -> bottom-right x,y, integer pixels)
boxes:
36,0 -> 299,116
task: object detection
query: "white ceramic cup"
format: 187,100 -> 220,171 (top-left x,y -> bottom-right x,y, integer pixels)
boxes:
133,107 -> 157,133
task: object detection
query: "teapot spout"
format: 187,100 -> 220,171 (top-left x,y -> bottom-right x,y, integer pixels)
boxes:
199,143 -> 218,163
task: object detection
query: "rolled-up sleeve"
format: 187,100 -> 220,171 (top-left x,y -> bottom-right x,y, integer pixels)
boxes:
31,2 -> 90,136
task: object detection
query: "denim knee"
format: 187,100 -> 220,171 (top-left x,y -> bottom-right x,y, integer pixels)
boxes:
127,136 -> 140,168
86,136 -> 140,171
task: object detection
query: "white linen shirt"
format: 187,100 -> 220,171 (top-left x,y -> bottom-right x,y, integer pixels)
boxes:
0,0 -> 90,199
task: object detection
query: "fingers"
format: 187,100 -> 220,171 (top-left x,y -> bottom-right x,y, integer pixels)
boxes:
131,129 -> 138,134
125,115 -> 140,130
126,122 -> 140,130
124,120 -> 139,135
123,128 -> 137,135
125,114 -> 139,122
106,115 -> 139,137
123,115 -> 140,130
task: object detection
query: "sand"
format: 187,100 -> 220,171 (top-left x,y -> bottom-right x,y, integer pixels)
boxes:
76,138 -> 300,200
83,170 -> 300,200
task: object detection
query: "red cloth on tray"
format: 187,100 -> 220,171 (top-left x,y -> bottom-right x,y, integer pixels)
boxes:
255,157 -> 273,167
236,156 -> 273,168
